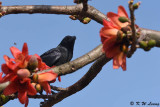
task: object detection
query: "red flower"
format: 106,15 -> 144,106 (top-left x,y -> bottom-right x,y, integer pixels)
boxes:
3,43 -> 29,71
1,43 -> 60,107
1,43 -> 36,107
3,77 -> 36,107
1,43 -> 31,82
100,6 -> 129,71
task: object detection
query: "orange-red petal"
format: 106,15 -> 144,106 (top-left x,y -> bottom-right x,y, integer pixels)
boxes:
107,12 -> 128,28
104,43 -> 121,58
3,77 -> 19,95
1,73 -> 16,83
7,62 -> 19,71
58,76 -> 61,82
18,90 -> 27,104
103,36 -> 117,50
118,5 -> 128,18
113,55 -> 120,69
35,54 -> 50,70
1,64 -> 10,74
100,27 -> 118,38
3,55 -> 10,63
22,43 -> 29,57
38,72 -> 58,83
10,46 -> 21,59
40,81 -> 51,94
113,52 -> 126,71
121,54 -> 126,71
27,82 -> 37,95
4,55 -> 19,71
103,19 -> 119,29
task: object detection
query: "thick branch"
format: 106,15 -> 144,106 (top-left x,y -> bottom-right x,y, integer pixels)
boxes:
139,28 -> 160,47
41,55 -> 110,107
2,4 -> 108,24
36,44 -> 103,76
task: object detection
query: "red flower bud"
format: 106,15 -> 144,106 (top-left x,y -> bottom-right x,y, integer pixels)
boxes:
17,69 -> 30,78
33,74 -> 39,83
28,55 -> 38,71
35,84 -> 42,92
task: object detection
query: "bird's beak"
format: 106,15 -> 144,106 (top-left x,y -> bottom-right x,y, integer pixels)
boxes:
72,36 -> 76,40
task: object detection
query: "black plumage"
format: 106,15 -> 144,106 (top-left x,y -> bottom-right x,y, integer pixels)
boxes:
40,36 -> 76,67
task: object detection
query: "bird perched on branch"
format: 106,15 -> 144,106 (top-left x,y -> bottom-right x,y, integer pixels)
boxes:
40,36 -> 76,67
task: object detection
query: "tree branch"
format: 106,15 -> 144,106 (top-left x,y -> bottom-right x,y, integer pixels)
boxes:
2,4 -> 108,24
41,55 -> 110,107
127,2 -> 137,58
36,44 -> 103,76
139,28 -> 160,47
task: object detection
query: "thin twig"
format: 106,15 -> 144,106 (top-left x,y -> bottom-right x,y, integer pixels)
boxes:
28,95 -> 54,99
82,0 -> 88,11
127,1 -> 137,58
7,94 -> 55,100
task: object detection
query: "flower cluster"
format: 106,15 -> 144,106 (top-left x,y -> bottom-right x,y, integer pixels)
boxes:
100,6 -> 136,71
0,43 -> 59,107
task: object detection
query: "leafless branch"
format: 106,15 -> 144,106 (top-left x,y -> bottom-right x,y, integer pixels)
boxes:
127,2 -> 137,58
1,3 -> 108,24
41,55 -> 110,107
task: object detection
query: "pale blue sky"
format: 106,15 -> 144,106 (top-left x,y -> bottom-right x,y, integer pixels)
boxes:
1,0 -> 160,107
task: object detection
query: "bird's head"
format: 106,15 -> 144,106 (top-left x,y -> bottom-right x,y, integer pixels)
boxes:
59,36 -> 76,48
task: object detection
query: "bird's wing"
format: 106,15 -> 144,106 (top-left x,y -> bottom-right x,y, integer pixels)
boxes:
40,48 -> 61,67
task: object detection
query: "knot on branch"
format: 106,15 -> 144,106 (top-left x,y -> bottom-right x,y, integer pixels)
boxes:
69,15 -> 91,24
74,0 -> 89,11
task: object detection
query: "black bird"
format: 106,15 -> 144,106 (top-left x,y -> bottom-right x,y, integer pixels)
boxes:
40,36 -> 76,67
